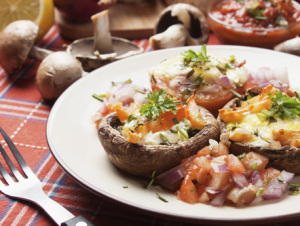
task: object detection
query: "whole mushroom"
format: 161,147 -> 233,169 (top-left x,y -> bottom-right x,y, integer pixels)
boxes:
149,3 -> 209,50
0,20 -> 52,75
36,52 -> 82,100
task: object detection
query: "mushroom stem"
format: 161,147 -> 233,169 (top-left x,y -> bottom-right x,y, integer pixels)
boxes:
29,46 -> 53,61
91,10 -> 114,54
150,24 -> 189,50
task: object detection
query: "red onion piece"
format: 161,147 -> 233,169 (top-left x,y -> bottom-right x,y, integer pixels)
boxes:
259,80 -> 288,93
250,170 -> 264,190
220,75 -> 231,88
107,83 -> 149,106
249,67 -> 289,87
262,178 -> 287,200
205,187 -> 221,194
250,196 -> 264,205
232,172 -> 249,188
200,85 -> 222,94
210,191 -> 227,206
156,156 -> 195,191
210,162 -> 228,173
280,170 -> 294,184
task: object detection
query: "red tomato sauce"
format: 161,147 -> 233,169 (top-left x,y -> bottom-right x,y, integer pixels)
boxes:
211,0 -> 300,28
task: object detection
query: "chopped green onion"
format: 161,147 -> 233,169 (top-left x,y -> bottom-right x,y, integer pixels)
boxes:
156,193 -> 168,202
92,93 -> 106,102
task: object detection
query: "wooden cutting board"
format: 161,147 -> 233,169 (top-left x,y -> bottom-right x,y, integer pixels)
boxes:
56,0 -> 166,40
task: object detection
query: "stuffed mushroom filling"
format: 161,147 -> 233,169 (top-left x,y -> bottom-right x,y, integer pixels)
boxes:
219,85 -> 300,149
115,89 -> 207,144
149,45 -> 249,100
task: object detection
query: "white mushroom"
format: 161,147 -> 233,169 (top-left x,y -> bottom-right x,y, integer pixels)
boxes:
150,24 -> 189,50
36,52 -> 83,100
149,3 -> 209,50
0,20 -> 52,75
274,37 -> 300,56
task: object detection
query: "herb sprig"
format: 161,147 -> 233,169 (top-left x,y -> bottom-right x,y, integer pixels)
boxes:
181,45 -> 209,67
257,90 -> 300,121
139,89 -> 185,121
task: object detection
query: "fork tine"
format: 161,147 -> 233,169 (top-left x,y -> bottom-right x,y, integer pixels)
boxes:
0,127 -> 32,179
0,159 -> 14,185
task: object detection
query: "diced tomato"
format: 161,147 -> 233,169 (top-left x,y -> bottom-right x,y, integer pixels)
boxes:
208,171 -> 231,190
107,102 -> 123,113
261,167 -> 281,181
211,142 -> 229,157
177,175 -> 199,203
240,152 -> 269,174
196,146 -> 211,157
226,154 -> 245,173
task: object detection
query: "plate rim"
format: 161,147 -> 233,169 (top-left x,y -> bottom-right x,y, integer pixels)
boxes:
46,45 -> 300,224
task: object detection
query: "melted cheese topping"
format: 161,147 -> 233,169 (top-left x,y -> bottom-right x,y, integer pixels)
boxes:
149,54 -> 249,89
227,114 -> 300,148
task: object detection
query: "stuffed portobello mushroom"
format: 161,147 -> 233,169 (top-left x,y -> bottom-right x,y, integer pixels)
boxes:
219,85 -> 300,174
97,88 -> 219,178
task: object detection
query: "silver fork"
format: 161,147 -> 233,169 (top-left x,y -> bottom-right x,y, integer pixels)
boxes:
0,127 -> 94,226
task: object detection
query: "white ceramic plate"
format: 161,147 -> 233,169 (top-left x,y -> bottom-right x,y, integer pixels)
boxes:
47,46 -> 300,224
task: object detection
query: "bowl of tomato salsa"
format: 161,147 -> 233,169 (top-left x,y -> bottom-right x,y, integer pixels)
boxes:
208,0 -> 300,48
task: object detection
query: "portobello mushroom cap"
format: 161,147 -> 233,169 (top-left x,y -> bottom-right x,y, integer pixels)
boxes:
98,106 -> 219,178
219,91 -> 300,174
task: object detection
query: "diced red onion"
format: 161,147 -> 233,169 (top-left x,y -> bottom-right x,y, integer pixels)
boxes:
261,178 -> 287,200
205,187 -> 221,194
210,191 -> 227,206
250,196 -> 264,205
219,75 -> 231,88
200,85 -> 222,94
280,170 -> 294,184
259,80 -> 288,93
156,156 -> 195,191
211,163 -> 228,173
232,172 -> 249,188
107,83 -> 149,106
250,170 -> 264,190
249,67 -> 289,86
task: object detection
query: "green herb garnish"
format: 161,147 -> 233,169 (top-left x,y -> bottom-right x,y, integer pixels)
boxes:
92,93 -> 106,102
237,153 -> 246,160
227,122 -> 241,130
139,89 -> 183,120
159,133 -> 171,145
176,126 -> 189,140
181,45 -> 209,67
256,186 -> 265,197
257,90 -> 300,121
252,163 -> 258,170
146,171 -> 156,189
156,193 -> 168,202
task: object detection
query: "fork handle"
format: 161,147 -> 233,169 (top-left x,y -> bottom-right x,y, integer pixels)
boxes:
28,185 -> 94,225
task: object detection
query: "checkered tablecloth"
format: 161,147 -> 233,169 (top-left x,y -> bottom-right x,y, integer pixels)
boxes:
0,24 -> 299,226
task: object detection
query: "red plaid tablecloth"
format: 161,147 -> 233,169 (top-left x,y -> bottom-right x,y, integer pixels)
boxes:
0,24 -> 298,226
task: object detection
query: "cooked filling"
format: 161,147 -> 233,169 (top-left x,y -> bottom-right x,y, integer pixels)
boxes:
219,85 -> 300,149
149,45 -> 249,100
115,89 -> 207,145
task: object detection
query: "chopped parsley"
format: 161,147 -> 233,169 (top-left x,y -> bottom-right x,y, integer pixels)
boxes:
139,89 -> 184,121
257,90 -> 300,121
181,45 -> 209,67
